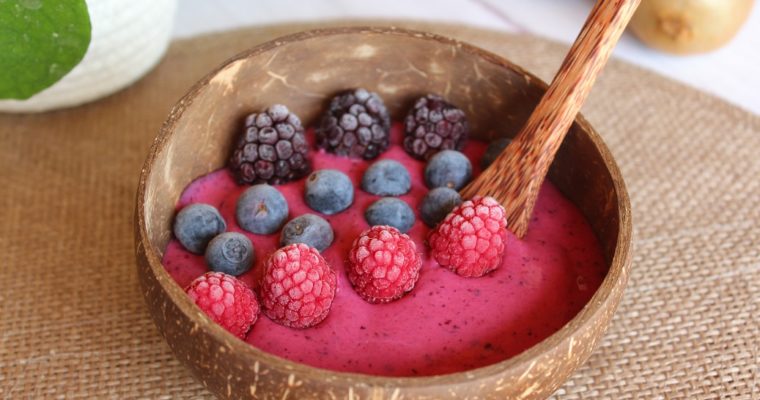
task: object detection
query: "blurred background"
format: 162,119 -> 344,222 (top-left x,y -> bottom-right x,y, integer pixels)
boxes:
175,0 -> 760,115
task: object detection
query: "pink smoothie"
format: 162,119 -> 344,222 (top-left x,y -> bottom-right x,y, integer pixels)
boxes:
162,125 -> 607,377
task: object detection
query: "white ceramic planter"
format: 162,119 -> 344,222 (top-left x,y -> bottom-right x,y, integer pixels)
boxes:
0,0 -> 177,113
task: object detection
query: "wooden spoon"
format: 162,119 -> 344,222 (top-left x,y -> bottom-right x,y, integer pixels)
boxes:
460,0 -> 640,238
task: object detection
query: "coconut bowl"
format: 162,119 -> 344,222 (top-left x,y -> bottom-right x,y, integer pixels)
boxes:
135,26 -> 632,399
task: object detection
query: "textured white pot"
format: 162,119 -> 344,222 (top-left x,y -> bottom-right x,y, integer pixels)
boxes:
0,0 -> 177,113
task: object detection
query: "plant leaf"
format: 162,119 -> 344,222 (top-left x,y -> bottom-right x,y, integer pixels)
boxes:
0,0 -> 91,100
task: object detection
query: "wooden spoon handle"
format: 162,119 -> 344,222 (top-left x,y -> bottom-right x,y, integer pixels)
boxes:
517,0 -> 640,156
461,0 -> 640,237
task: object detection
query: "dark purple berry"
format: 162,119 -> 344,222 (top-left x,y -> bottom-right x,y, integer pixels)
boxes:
403,94 -> 468,160
229,104 -> 310,185
316,88 -> 390,160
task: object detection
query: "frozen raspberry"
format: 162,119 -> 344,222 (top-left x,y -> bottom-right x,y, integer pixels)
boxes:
260,243 -> 337,328
186,272 -> 260,338
229,104 -> 311,185
348,226 -> 422,303
316,88 -> 391,159
428,196 -> 507,278
403,94 -> 468,160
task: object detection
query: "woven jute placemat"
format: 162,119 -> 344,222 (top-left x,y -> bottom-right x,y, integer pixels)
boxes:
1,21 -> 758,399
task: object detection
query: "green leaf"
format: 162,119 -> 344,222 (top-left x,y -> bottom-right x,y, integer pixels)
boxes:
0,0 -> 91,100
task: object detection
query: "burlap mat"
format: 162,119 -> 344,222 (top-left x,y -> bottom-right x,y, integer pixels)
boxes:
1,21 -> 758,399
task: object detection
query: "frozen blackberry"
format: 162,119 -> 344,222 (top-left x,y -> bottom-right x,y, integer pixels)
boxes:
229,104 -> 311,185
403,94 -> 468,160
316,88 -> 391,160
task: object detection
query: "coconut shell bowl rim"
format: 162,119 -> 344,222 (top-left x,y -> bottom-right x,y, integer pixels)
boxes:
135,26 -> 632,395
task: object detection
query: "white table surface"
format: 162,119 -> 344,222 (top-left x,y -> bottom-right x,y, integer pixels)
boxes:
173,0 -> 760,115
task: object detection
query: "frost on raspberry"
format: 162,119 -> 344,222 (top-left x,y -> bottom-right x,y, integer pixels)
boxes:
428,196 -> 508,277
260,243 -> 337,329
348,225 -> 422,303
185,272 -> 260,338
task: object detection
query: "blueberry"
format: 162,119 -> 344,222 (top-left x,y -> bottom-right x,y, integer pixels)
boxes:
205,232 -> 254,276
481,138 -> 511,169
364,197 -> 415,233
236,184 -> 288,234
173,204 -> 226,254
361,159 -> 411,196
304,169 -> 354,215
420,187 -> 462,227
280,214 -> 334,252
424,150 -> 472,190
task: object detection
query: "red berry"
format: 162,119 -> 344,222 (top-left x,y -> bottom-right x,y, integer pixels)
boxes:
260,243 -> 337,328
186,272 -> 260,338
348,225 -> 422,303
428,196 -> 507,277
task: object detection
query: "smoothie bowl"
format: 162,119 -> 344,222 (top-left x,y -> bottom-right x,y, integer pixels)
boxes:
135,27 -> 631,399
